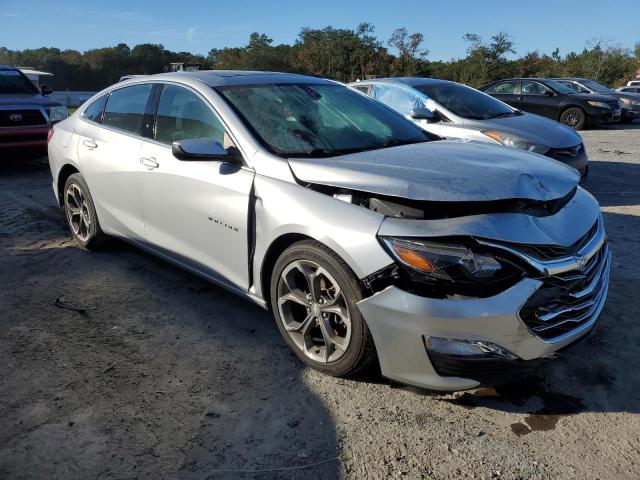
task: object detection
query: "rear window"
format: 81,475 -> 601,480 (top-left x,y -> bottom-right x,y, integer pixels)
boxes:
82,94 -> 108,123
102,84 -> 152,135
0,69 -> 38,94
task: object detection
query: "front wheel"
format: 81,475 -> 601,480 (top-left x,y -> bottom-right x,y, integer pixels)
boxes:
560,107 -> 586,130
63,173 -> 108,249
270,240 -> 377,377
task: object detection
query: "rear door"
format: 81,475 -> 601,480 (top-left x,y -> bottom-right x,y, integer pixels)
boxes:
137,83 -> 255,290
76,84 -> 153,240
518,80 -> 559,118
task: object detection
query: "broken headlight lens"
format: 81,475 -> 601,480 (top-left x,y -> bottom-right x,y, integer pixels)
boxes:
382,238 -> 502,280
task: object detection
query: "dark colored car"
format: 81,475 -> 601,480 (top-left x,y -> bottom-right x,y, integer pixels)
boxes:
479,78 -> 621,130
617,86 -> 640,94
0,65 -> 68,158
554,77 -> 640,124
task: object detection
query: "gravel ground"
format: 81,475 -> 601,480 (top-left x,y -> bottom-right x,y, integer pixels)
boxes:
1,123 -> 639,480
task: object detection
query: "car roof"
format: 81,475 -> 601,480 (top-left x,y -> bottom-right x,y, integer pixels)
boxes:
147,70 -> 333,87
0,65 -> 19,71
550,77 -> 590,82
354,77 -> 455,87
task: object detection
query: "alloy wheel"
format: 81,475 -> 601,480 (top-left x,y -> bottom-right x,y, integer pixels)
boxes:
563,111 -> 582,128
65,183 -> 91,242
276,259 -> 352,363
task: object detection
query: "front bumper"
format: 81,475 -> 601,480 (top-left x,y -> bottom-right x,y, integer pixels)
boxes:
545,144 -> 588,178
0,125 -> 50,152
588,106 -> 621,125
622,107 -> 640,121
357,217 -> 610,391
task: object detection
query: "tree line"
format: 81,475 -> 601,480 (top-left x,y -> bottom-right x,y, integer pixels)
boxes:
1,24 -> 638,91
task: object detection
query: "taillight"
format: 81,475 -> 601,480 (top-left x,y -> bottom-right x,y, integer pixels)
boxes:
47,128 -> 54,144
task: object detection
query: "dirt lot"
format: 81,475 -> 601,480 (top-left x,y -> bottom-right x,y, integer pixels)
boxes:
1,124 -> 639,480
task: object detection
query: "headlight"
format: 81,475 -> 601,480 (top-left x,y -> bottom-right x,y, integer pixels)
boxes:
49,106 -> 68,122
587,100 -> 610,109
382,238 -> 502,280
620,97 -> 640,106
481,130 -> 549,155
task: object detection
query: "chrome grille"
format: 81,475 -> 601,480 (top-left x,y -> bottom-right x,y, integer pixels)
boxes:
520,243 -> 610,340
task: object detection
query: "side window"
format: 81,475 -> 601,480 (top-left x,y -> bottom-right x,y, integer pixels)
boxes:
372,85 -> 423,114
102,84 -> 152,135
82,94 -> 108,123
154,85 -> 227,146
486,81 -> 516,94
558,81 -> 578,92
521,81 -> 550,95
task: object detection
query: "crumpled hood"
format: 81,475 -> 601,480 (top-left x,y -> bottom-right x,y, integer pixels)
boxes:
288,141 -> 579,202
0,93 -> 62,108
475,112 -> 582,148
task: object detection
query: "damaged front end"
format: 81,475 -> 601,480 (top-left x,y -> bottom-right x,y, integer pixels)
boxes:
300,178 -> 607,390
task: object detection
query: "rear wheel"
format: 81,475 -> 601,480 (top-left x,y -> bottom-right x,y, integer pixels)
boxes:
63,173 -> 108,249
559,107 -> 586,130
270,240 -> 377,377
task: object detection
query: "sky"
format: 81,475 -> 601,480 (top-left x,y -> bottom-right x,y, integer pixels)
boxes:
0,0 -> 638,60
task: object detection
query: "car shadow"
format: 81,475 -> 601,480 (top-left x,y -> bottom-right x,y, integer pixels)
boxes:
0,160 -> 340,480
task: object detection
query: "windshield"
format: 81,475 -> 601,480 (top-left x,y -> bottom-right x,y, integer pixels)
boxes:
415,82 -> 515,120
544,80 -> 576,95
216,83 -> 429,158
580,79 -> 614,94
0,69 -> 38,94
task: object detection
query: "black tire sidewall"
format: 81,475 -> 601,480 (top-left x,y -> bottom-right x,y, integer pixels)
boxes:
63,173 -> 103,249
270,240 -> 374,377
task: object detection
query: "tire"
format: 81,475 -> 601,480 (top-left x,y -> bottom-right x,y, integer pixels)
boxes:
270,240 -> 377,377
559,107 -> 586,130
63,173 -> 108,250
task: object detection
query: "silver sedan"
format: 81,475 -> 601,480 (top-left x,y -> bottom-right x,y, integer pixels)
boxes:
47,71 -> 610,391
349,78 -> 589,179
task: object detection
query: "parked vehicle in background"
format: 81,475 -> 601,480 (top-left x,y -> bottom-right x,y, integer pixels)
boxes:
350,78 -> 588,178
48,71 -> 610,391
480,78 -> 621,130
554,78 -> 640,124
617,86 -> 640,94
626,80 -> 640,87
0,65 -> 68,158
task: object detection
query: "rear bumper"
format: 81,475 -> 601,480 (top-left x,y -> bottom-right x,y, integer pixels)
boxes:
0,125 -> 50,151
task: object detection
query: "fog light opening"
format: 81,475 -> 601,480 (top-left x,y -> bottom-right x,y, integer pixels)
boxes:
423,336 -> 519,360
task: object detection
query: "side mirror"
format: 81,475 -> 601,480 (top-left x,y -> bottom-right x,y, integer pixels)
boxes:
410,107 -> 437,121
544,90 -> 555,97
172,138 -> 242,165
40,84 -> 53,95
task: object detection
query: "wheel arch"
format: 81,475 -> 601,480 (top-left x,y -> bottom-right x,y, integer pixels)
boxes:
558,104 -> 587,121
56,164 -> 80,205
259,232 -> 315,310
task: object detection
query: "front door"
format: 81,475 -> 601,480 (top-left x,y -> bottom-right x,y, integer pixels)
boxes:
137,83 -> 255,290
518,80 -> 559,118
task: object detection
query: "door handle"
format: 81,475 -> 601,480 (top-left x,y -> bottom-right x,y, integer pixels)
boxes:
82,139 -> 98,149
140,156 -> 159,169
518,96 -> 525,101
